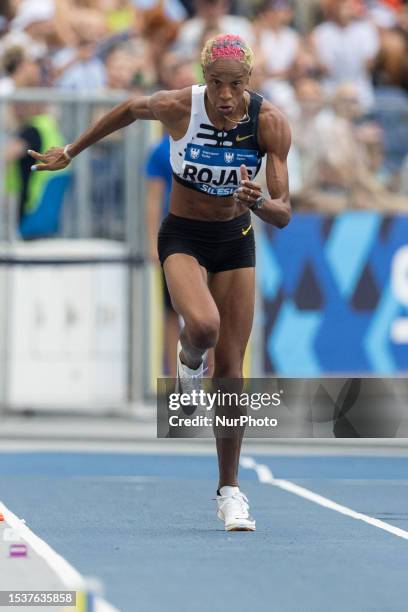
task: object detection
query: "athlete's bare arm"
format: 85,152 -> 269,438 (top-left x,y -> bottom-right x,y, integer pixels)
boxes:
234,102 -> 291,228
27,89 -> 191,171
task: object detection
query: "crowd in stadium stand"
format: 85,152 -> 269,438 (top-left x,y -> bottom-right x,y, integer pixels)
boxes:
1,0 -> 408,212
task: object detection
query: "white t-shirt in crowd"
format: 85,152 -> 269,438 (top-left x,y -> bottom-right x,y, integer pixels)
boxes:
259,27 -> 300,74
0,31 -> 46,61
0,77 -> 14,96
131,0 -> 187,21
175,16 -> 255,57
313,19 -> 380,108
53,48 -> 106,91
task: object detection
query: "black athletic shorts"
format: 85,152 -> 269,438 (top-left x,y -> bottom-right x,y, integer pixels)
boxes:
157,210 -> 255,274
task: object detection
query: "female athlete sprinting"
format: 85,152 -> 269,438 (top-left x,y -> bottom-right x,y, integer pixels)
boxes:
28,34 -> 291,532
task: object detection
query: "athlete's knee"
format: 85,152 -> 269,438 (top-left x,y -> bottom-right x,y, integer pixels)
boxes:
187,313 -> 220,349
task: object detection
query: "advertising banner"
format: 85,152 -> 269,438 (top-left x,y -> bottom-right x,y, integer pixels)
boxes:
258,212 -> 408,374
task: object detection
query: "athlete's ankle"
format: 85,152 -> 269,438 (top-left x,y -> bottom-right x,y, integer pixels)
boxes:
179,350 -> 203,371
217,484 -> 239,494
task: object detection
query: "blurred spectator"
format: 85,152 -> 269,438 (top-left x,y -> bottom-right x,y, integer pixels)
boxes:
292,77 -> 327,145
175,0 -> 254,58
356,121 -> 391,188
0,17 -> 6,35
98,0 -> 137,33
400,153 -> 408,195
292,80 -> 407,211
144,54 -> 195,376
123,36 -> 156,91
105,44 -> 136,90
332,81 -> 396,188
142,3 -> 180,80
312,0 -> 380,108
133,0 -> 187,21
254,0 -> 300,82
156,50 -> 195,89
291,35 -> 326,81
4,53 -> 68,236
6,102 -> 69,234
9,0 -> 76,55
375,29 -> 408,90
0,0 -> 15,21
88,42 -> 140,238
372,3 -> 408,91
0,44 -> 40,94
292,0 -> 324,33
0,0 -> 12,34
11,0 -> 55,37
52,11 -> 108,90
371,84 -> 408,175
289,76 -> 328,191
1,1 -> 55,62
331,80 -> 363,121
399,3 -> 408,29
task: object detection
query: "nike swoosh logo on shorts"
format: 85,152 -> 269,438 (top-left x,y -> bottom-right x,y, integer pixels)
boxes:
242,224 -> 252,236
236,134 -> 254,143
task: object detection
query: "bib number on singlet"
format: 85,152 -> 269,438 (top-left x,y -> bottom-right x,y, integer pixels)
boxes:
183,164 -> 251,191
181,143 -> 260,196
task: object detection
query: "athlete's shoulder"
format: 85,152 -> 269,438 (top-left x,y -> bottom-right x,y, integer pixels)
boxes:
258,99 -> 291,157
149,86 -> 193,122
258,98 -> 290,132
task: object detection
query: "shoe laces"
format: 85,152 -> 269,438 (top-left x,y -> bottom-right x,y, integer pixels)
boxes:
179,363 -> 208,379
178,374 -> 208,416
216,491 -> 250,515
178,365 -> 208,398
192,365 -> 208,378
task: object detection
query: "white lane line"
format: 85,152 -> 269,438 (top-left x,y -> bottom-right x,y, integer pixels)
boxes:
0,500 -> 119,612
240,456 -> 408,541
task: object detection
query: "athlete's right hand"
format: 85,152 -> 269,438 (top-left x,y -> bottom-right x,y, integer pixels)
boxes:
28,147 -> 71,172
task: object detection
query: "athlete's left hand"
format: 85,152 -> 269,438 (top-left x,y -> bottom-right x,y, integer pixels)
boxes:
233,165 -> 263,207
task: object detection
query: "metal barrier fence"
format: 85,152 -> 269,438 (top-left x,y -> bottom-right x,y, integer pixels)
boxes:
0,88 -> 151,246
0,89 -> 158,412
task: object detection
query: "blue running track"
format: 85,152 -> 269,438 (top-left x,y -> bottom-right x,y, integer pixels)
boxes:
0,452 -> 407,612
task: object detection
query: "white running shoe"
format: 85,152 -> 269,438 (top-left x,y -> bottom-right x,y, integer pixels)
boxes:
217,486 -> 256,532
175,341 -> 207,412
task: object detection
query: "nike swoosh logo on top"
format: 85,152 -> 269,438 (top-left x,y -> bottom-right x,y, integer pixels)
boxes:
242,224 -> 252,236
236,134 -> 254,143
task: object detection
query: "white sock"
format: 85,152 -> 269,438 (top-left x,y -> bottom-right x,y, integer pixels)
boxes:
218,486 -> 240,497
178,359 -> 202,374
177,342 -> 204,373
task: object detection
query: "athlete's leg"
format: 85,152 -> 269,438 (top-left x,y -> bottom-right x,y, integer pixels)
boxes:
162,271 -> 180,377
164,308 -> 179,378
209,267 -> 255,489
163,254 -> 220,369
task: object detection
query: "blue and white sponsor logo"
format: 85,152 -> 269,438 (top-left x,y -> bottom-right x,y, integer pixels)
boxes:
185,143 -> 260,167
199,184 -> 236,196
